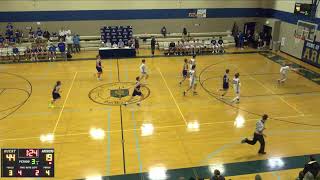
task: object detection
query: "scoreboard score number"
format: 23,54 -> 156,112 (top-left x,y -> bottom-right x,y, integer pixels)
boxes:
1,148 -> 54,177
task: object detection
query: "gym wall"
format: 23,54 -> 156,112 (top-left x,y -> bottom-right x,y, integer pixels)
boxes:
0,0 -> 265,35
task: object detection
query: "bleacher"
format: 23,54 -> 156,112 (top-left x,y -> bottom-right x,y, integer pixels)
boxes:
0,31 -> 235,62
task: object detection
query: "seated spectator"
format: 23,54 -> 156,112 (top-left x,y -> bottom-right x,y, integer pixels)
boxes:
176,41 -> 183,55
112,42 -> 118,48
195,39 -> 201,54
28,29 -> 35,42
12,45 -> 20,62
65,34 -> 74,54
118,39 -> 125,48
73,34 -> 80,53
31,45 -> 39,62
218,37 -> 225,53
37,45 -> 47,59
298,155 -> 320,180
211,39 -> 218,54
210,169 -> 225,180
161,26 -> 167,38
25,46 -> 31,61
15,29 -> 22,44
9,37 -> 16,45
36,27 -> 43,42
43,30 -> 50,41
0,35 -> 5,46
168,41 -> 175,55
6,23 -> 13,30
6,28 -> 14,39
58,40 -> 67,61
105,40 -> 112,48
48,43 -> 57,61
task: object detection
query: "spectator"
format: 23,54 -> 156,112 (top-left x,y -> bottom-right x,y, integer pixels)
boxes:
112,42 -> 118,48
210,169 -> 225,180
28,29 -> 35,42
118,39 -> 124,48
245,30 -> 253,47
161,26 -> 167,38
169,41 -> 175,55
25,46 -> 31,61
6,23 -> 13,30
263,32 -> 272,50
48,43 -> 57,61
59,27 -> 66,41
43,30 -> 51,41
128,38 -> 134,48
66,28 -> 72,36
36,27 -> 43,43
218,37 -> 225,53
73,34 -> 81,53
15,29 -> 22,44
238,31 -> 245,50
0,35 -> 5,46
151,37 -> 156,56
5,28 -> 14,39
9,37 -> 16,45
12,45 -> 20,62
134,38 -> 140,54
183,27 -> 188,37
31,45 -> 39,62
58,40 -> 67,61
298,155 -> 320,180
65,34 -> 74,54
105,40 -> 112,48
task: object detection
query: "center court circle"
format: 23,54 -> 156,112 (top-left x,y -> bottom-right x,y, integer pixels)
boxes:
88,82 -> 151,106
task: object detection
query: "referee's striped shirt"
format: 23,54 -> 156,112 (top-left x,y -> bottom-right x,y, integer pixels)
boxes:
255,120 -> 265,134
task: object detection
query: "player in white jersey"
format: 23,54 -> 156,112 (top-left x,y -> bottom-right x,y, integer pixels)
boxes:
139,59 -> 149,80
189,55 -> 196,66
278,64 -> 295,84
183,65 -> 197,96
232,73 -> 240,103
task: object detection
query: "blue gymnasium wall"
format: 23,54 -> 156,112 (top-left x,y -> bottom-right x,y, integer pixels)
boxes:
0,8 -> 319,29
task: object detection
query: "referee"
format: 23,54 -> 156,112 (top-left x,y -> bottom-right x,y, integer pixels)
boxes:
241,114 -> 268,155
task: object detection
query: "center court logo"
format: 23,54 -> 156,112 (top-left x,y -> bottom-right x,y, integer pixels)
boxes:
88,82 -> 150,106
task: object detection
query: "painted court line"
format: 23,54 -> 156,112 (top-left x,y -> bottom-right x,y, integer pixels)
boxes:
1,114 -> 311,142
131,111 -> 143,173
52,72 -> 78,134
156,67 -> 188,125
230,63 -> 304,115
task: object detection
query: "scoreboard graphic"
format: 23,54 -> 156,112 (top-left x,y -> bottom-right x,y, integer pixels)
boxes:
1,148 -> 54,177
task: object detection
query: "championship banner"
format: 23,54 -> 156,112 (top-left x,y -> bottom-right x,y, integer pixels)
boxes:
301,40 -> 320,68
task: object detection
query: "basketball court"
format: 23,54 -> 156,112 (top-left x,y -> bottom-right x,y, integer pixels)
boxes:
1,48 -> 320,179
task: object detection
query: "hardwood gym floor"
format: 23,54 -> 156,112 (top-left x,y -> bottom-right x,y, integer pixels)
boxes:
1,50 -> 320,180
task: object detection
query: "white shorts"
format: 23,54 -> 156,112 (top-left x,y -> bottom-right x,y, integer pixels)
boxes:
189,78 -> 197,87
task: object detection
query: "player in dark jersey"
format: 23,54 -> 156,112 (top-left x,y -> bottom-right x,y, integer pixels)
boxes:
96,55 -> 103,80
218,69 -> 230,97
49,81 -> 61,108
125,76 -> 144,106
179,58 -> 189,86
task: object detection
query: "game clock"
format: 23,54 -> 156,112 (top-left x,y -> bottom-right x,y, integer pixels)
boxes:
1,148 -> 54,177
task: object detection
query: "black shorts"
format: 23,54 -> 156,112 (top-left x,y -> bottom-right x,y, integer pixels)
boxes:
132,90 -> 142,96
52,92 -> 61,100
223,83 -> 229,90
182,70 -> 188,77
96,67 -> 102,73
